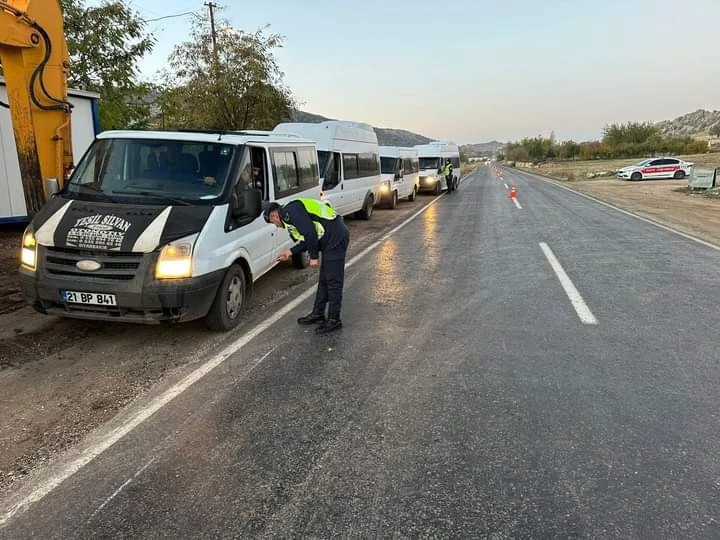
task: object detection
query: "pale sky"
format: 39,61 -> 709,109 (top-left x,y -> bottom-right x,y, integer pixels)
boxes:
92,0 -> 720,145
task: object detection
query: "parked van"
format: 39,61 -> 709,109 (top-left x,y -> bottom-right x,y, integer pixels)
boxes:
18,129 -> 322,331
273,121 -> 382,219
414,141 -> 461,194
378,146 -> 420,208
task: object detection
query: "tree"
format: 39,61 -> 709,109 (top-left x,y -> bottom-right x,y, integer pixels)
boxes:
159,14 -> 294,131
60,0 -> 156,130
602,121 -> 659,145
709,122 -> 720,137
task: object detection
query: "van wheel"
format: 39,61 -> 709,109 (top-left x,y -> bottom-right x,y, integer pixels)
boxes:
388,191 -> 398,209
433,182 -> 441,195
355,195 -> 373,220
292,250 -> 310,269
205,264 -> 246,331
408,186 -> 416,202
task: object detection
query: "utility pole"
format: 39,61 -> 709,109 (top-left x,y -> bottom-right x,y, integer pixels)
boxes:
204,2 -> 218,56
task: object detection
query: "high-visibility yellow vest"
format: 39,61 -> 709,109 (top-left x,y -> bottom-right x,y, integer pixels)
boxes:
284,198 -> 337,243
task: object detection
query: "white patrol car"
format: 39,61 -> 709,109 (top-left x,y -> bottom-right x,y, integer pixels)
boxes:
616,157 -> 694,181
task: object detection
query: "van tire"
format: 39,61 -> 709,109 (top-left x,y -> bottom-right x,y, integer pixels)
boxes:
388,190 -> 398,209
205,264 -> 246,331
408,186 -> 416,202
355,195 -> 374,220
292,251 -> 310,269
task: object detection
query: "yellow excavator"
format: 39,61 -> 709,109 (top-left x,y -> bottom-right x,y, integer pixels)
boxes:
0,0 -> 73,216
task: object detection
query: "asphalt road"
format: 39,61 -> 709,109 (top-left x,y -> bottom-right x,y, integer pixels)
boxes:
3,167 -> 720,538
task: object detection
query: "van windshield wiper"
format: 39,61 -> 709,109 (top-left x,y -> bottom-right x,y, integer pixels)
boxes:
111,190 -> 193,206
71,183 -> 119,202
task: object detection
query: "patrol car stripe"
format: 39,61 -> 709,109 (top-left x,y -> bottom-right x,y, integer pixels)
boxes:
34,200 -> 73,246
132,206 -> 172,253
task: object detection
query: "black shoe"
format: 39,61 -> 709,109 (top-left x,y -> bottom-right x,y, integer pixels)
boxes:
297,312 -> 325,325
315,318 -> 342,334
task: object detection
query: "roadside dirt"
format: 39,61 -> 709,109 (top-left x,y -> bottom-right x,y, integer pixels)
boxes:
2,173 -> 719,497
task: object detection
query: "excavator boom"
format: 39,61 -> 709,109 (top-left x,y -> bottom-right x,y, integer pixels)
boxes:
0,0 -> 72,215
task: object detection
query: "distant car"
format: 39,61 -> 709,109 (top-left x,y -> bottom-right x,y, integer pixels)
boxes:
616,158 -> 694,181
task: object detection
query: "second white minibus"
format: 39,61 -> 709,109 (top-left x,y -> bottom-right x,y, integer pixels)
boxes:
273,121 -> 382,219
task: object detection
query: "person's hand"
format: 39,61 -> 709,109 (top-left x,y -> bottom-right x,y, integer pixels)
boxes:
277,250 -> 292,262
309,258 -> 320,268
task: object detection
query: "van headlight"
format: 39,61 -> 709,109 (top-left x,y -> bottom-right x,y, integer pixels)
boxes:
155,234 -> 197,279
20,229 -> 37,271
380,181 -> 391,193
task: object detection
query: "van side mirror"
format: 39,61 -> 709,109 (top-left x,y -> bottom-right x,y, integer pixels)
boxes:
231,188 -> 262,221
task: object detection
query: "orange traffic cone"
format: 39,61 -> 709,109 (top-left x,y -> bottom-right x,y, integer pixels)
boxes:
509,186 -> 517,199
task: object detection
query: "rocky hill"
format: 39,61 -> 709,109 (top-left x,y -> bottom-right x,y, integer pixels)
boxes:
655,109 -> 720,137
459,141 -> 505,158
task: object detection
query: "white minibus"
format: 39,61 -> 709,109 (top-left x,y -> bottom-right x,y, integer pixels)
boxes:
19,129 -> 322,331
378,146 -> 420,208
414,141 -> 461,194
273,121 -> 382,219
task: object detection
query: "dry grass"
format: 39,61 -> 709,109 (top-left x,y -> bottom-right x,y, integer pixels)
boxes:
515,152 -> 720,182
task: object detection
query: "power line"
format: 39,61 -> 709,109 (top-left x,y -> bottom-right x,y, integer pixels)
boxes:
143,10 -> 197,23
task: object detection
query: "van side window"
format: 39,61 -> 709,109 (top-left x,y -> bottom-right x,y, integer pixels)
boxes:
319,151 -> 341,190
250,146 -> 268,199
342,153 -> 359,180
271,150 -> 299,197
451,157 -> 460,169
358,153 -> 379,177
296,148 -> 320,190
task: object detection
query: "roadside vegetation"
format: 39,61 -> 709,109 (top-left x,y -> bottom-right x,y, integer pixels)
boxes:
499,122 -> 710,164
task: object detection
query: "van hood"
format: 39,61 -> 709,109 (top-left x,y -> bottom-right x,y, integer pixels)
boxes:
32,197 -> 215,252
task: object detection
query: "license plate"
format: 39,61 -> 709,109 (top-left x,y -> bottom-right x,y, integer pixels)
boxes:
62,290 -> 117,306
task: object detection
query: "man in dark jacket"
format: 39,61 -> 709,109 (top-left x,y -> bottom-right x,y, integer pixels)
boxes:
264,198 -> 350,334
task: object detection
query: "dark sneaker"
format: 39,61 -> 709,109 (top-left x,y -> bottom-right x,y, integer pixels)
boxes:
297,312 -> 325,325
315,318 -> 342,334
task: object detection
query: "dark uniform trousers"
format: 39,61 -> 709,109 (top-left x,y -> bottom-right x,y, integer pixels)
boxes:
313,217 -> 350,319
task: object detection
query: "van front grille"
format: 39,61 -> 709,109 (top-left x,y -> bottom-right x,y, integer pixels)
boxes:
44,247 -> 143,281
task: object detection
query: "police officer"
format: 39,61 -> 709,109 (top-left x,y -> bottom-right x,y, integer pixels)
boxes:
264,198 -> 350,334
443,159 -> 455,192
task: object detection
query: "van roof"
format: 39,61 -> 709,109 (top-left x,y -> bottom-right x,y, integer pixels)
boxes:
273,121 -> 378,147
379,146 -> 418,158
97,129 -> 316,146
414,140 -> 460,156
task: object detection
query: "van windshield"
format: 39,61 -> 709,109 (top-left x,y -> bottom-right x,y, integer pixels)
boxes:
380,157 -> 399,174
65,138 -> 236,205
419,157 -> 440,170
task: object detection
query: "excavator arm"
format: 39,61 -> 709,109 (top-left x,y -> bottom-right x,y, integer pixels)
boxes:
0,0 -> 72,216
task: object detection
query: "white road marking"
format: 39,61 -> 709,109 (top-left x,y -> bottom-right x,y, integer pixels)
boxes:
88,456 -> 158,521
0,193 -> 448,527
512,197 -> 522,209
539,242 -> 598,325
